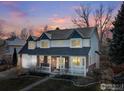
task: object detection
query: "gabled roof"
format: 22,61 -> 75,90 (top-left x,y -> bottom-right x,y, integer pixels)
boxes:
37,33 -> 51,40
27,35 -> 38,41
69,30 -> 82,38
6,37 -> 25,46
27,35 -> 34,41
37,27 -> 96,40
32,36 -> 38,40
45,29 -> 73,40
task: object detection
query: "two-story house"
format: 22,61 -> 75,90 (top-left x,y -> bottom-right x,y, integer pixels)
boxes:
18,27 -> 99,76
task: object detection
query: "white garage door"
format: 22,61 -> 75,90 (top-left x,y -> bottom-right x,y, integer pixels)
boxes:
22,54 -> 37,68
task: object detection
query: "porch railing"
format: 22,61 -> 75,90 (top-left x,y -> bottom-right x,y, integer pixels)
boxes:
29,66 -> 86,76
57,68 -> 86,76
29,66 -> 51,73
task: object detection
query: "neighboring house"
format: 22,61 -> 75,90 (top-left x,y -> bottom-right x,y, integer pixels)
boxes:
6,37 -> 26,56
0,39 -> 5,47
0,39 -> 5,58
19,27 -> 99,76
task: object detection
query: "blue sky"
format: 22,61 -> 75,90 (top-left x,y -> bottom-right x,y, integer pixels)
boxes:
0,1 -> 122,36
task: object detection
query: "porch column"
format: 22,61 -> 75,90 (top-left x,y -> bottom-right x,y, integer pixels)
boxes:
65,57 -> 69,69
59,56 -> 62,71
16,54 -> 22,75
18,54 -> 22,69
48,56 -> 51,72
83,57 -> 87,76
44,56 -> 47,63
37,55 -> 40,66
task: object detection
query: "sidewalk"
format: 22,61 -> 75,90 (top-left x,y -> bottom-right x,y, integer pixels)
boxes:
20,74 -> 56,91
0,67 -> 17,79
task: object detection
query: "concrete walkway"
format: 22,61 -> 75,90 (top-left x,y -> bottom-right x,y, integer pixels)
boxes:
20,74 -> 56,91
0,67 -> 17,79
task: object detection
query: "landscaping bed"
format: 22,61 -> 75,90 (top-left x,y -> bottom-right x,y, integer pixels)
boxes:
29,71 -> 50,77
30,79 -> 100,91
54,75 -> 96,85
0,65 -> 8,72
0,76 -> 41,91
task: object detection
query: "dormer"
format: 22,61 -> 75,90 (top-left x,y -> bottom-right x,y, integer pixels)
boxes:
37,33 -> 51,48
27,35 -> 36,49
69,30 -> 83,48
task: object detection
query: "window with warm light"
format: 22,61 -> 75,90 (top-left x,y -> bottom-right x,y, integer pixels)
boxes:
41,41 -> 49,48
39,56 -> 44,63
72,57 -> 81,66
71,39 -> 81,48
28,41 -> 36,49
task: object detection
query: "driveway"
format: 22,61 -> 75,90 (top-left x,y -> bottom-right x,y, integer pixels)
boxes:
0,67 -> 17,79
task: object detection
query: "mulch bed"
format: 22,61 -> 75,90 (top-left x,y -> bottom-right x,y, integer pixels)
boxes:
29,71 -> 50,77
54,74 -> 96,85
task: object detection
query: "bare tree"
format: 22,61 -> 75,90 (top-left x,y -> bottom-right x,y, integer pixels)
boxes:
29,29 -> 33,36
44,24 -> 48,32
10,32 -> 16,39
0,25 -> 4,39
72,4 -> 114,46
94,4 -> 114,46
72,4 -> 91,28
20,28 -> 29,40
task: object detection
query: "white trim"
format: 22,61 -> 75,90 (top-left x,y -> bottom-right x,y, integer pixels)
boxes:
69,56 -> 86,76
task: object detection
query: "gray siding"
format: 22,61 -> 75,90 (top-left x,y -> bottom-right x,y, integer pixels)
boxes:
88,30 -> 99,68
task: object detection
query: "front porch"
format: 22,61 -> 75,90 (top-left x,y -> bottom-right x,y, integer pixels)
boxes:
29,55 -> 86,76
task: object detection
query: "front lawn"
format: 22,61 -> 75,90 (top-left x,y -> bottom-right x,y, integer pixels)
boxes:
0,76 -> 42,91
31,79 -> 100,91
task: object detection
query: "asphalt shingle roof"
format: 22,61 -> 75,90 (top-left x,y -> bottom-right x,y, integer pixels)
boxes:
42,27 -> 96,40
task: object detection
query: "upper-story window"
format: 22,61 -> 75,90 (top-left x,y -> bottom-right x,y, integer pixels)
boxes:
71,39 -> 81,48
41,40 -> 49,48
28,41 -> 36,49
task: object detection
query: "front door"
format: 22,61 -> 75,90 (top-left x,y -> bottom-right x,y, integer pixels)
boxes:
51,56 -> 66,71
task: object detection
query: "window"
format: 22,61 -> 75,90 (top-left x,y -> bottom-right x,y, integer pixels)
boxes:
71,39 -> 81,47
72,57 -> 81,66
39,56 -> 44,63
41,41 -> 49,48
28,41 -> 36,49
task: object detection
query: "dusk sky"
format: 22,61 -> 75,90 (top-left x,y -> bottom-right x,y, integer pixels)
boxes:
0,1 -> 122,37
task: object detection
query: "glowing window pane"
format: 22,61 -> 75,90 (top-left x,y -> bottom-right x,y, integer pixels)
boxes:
41,41 -> 48,48
28,41 -> 35,49
71,40 -> 80,47
72,57 -> 81,66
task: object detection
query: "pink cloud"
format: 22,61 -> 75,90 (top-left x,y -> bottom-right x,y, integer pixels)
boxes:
1,1 -> 27,19
31,24 -> 58,37
49,16 -> 71,24
0,19 -> 7,27
0,19 -> 22,39
10,10 -> 27,19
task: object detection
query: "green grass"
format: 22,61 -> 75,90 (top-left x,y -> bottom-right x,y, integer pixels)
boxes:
31,79 -> 100,91
0,76 -> 42,91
